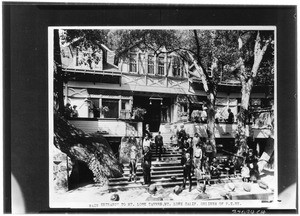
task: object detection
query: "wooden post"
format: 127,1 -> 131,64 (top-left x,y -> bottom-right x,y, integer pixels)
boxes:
118,99 -> 122,118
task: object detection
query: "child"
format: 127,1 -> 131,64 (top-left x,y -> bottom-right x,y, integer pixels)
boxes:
241,163 -> 250,182
193,144 -> 202,169
128,145 -> 138,182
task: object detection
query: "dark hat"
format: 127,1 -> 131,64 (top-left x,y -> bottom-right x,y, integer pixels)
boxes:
110,193 -> 120,201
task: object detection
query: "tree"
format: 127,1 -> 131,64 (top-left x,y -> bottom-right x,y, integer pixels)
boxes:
107,29 -> 242,153
54,29 -> 65,114
232,31 -> 274,162
53,29 -> 123,189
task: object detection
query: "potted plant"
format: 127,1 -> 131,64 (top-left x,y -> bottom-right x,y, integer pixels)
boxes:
132,107 -> 147,120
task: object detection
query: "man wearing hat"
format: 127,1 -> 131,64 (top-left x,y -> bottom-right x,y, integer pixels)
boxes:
177,124 -> 187,149
181,152 -> 193,192
142,146 -> 152,186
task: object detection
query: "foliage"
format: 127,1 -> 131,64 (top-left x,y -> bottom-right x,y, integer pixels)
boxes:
132,107 -> 147,120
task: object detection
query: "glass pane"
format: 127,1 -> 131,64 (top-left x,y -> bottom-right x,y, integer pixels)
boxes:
129,54 -> 137,72
148,55 -> 154,74
158,56 -> 164,75
102,99 -> 119,118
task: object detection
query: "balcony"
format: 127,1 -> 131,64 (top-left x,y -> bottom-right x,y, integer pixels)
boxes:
159,122 -> 272,139
69,118 -> 143,137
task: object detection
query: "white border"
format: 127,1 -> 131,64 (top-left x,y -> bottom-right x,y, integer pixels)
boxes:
48,26 -> 280,209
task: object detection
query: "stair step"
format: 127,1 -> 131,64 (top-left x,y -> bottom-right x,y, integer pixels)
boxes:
108,176 -> 197,186
108,177 -> 243,191
123,161 -> 181,168
121,169 -> 183,177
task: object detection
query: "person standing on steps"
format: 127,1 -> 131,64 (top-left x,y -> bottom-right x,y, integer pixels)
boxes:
178,124 -> 187,149
128,145 -> 138,182
193,143 -> 202,169
181,152 -> 193,192
154,131 -> 164,161
143,133 -> 151,152
192,133 -> 200,157
142,146 -> 152,186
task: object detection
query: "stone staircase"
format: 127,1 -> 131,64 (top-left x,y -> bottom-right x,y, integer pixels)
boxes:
108,143 -> 242,192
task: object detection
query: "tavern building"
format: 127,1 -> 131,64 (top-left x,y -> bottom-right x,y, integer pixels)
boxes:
60,43 -> 274,157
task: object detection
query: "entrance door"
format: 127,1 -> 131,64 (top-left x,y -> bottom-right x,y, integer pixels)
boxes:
133,96 -> 161,132
147,100 -> 161,132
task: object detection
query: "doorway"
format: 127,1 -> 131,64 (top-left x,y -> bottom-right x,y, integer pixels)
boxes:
133,96 -> 161,132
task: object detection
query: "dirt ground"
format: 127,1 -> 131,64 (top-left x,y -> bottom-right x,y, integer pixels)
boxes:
52,171 -> 275,205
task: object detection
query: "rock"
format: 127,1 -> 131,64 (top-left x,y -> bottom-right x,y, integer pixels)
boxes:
219,192 -> 230,200
258,181 -> 269,190
148,184 -> 157,195
224,183 -> 235,192
146,195 -> 163,201
197,183 -> 206,193
195,193 -> 210,200
110,193 -> 120,201
156,185 -> 165,194
243,183 -> 252,192
173,185 -> 183,195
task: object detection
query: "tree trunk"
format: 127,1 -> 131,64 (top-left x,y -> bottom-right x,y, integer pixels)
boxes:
54,113 -> 123,187
235,31 -> 271,165
206,92 -> 216,154
235,79 -> 253,164
54,29 -> 65,115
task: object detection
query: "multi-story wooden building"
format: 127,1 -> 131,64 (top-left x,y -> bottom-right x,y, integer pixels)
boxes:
60,42 -> 274,156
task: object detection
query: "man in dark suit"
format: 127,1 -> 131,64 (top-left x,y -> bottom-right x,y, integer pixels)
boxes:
181,152 -> 193,192
155,131 -> 164,161
142,146 -> 152,186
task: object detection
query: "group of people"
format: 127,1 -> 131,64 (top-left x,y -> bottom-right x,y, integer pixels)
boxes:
173,124 -> 261,191
64,103 -> 79,118
128,123 -> 259,191
127,124 -> 163,186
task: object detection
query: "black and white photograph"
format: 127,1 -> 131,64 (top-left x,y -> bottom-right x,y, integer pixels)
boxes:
49,26 -> 279,209
4,3 -> 297,213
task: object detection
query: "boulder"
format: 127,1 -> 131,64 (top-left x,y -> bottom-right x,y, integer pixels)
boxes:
110,193 -> 120,201
243,183 -> 252,192
173,185 -> 183,195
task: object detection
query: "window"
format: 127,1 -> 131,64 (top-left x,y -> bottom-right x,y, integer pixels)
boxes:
120,100 -> 131,119
90,98 -> 100,118
129,54 -> 137,72
158,56 -> 165,75
172,57 -> 181,77
148,55 -> 154,74
102,99 -> 119,118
